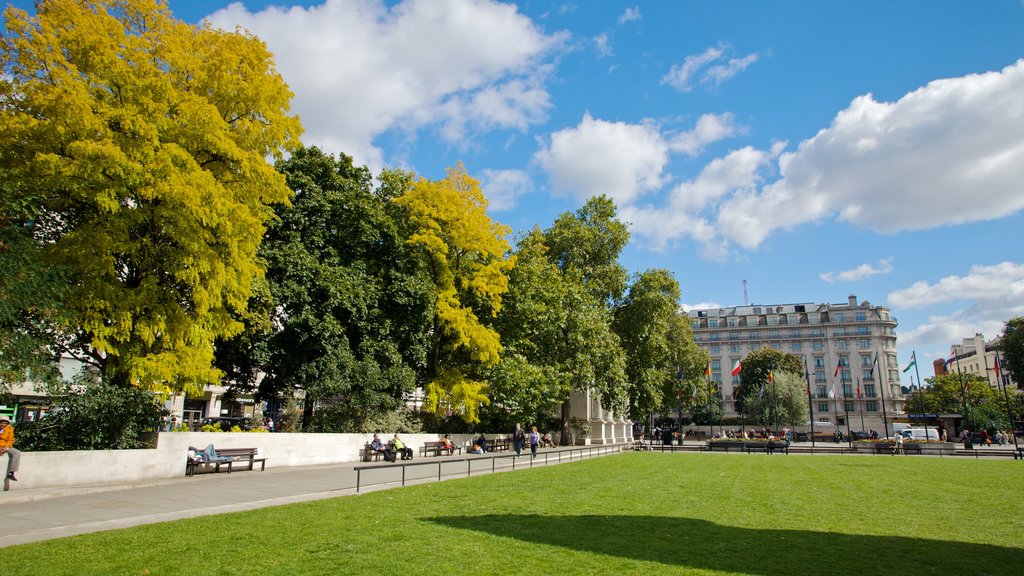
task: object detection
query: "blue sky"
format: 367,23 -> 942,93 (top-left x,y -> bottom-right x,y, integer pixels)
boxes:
9,1 -> 1024,378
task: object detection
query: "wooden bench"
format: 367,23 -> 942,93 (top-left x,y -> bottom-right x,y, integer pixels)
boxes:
420,441 -> 462,457
186,447 -> 266,477
746,442 -> 789,455
706,441 -> 745,452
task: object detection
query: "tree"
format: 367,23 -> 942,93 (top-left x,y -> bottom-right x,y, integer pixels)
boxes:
215,147 -> 433,431
734,348 -> 803,424
0,0 -> 302,392
544,195 -> 629,307
395,163 -> 514,423
739,371 -> 809,428
998,317 -> 1024,389
613,269 -> 707,421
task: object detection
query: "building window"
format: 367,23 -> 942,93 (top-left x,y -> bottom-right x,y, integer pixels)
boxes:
710,345 -> 720,354
844,401 -> 854,412
729,332 -> 739,340
843,384 -> 853,398
861,355 -> 872,367
815,371 -> 826,383
708,319 -> 718,328
856,327 -> 870,335
808,313 -> 820,323
692,321 -> 700,329
818,402 -> 830,413
859,339 -> 870,349
814,357 -> 825,369
855,312 -> 867,322
710,333 -> 720,341
711,360 -> 721,371
866,401 -> 878,412
791,342 -> 802,352
728,318 -> 738,327
812,341 -> 824,351
833,312 -> 845,322
837,340 -> 848,350
767,316 -> 778,326
842,369 -> 852,383
865,385 -> 876,398
816,385 -> 827,398
835,328 -> 847,337
730,344 -> 740,353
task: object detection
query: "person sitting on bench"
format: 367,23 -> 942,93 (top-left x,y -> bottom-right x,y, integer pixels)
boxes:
393,434 -> 413,460
371,433 -> 396,462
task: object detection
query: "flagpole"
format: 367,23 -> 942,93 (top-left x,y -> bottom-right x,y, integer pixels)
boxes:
912,351 -> 925,437
804,356 -> 815,447
953,350 -> 971,432
994,352 -> 1020,452
876,351 -> 890,439
857,377 -> 866,433
842,371 -> 852,447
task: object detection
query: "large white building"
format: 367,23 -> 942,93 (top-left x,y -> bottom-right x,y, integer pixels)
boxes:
686,295 -> 904,433
946,333 -> 1017,390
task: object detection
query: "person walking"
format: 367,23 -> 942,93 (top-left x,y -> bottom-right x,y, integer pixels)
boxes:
529,426 -> 540,457
512,424 -> 526,457
893,432 -> 904,455
0,414 -> 21,484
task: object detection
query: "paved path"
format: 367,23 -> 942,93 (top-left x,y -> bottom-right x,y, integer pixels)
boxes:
0,446 -> 622,548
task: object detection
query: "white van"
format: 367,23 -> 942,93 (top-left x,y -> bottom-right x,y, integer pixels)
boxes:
900,427 -> 939,441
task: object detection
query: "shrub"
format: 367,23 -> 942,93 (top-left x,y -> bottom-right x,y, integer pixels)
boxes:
15,381 -> 165,450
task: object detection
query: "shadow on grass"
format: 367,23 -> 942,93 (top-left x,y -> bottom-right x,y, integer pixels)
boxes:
429,514 -> 1023,575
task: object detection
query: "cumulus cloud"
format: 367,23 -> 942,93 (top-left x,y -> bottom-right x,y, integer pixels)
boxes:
718,59 -> 1024,248
204,0 -> 565,171
661,44 -> 758,92
820,258 -> 894,284
480,168 -> 534,212
618,7 -> 641,24
533,113 -> 669,206
888,262 -> 1024,350
668,113 -> 742,157
595,33 -> 612,58
681,302 -> 723,312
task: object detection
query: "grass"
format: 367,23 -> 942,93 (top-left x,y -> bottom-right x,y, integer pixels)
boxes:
7,452 -> 1024,575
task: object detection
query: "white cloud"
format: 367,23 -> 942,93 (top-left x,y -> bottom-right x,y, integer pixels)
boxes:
888,262 -> 1024,310
480,168 -> 533,212
718,59 -> 1024,248
661,45 -> 724,92
533,113 -> 669,205
702,53 -> 759,89
820,258 -> 894,284
595,33 -> 612,58
618,7 -> 641,24
681,302 -> 723,312
661,44 -> 758,93
205,0 -> 565,171
888,262 -> 1024,352
668,113 -> 742,157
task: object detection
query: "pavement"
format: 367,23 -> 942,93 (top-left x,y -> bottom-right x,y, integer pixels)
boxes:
0,446 -> 620,548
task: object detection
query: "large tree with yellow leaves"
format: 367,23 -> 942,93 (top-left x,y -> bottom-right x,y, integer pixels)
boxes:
0,0 -> 301,393
395,163 -> 513,423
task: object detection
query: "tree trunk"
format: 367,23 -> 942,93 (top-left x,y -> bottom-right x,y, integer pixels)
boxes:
560,398 -> 571,445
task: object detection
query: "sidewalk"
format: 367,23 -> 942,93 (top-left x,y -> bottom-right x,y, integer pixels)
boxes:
0,461 -> 367,548
0,445 -> 624,548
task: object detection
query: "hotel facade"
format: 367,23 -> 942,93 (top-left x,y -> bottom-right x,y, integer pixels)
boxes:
686,295 -> 904,433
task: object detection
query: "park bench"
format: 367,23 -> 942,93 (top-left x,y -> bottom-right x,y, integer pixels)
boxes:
489,437 -> 511,452
874,442 -> 922,455
746,442 -> 789,455
706,441 -> 745,452
420,441 -> 462,457
363,443 -> 388,462
186,447 -> 266,477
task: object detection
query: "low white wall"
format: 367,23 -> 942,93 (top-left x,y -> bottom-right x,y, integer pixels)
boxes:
4,432 -> 491,492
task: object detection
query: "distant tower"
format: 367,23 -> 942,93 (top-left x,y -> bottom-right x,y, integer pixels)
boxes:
743,279 -> 748,306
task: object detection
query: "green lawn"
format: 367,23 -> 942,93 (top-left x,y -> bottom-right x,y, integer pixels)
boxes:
8,453 -> 1024,575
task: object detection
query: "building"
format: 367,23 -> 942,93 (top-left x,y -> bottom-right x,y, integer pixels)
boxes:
947,333 -> 1017,390
686,294 -> 903,432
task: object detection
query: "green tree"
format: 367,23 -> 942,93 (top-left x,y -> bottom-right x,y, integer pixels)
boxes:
395,163 -> 514,423
220,147 -> 432,431
0,0 -> 302,393
613,269 -> 708,421
544,195 -> 630,307
739,371 -> 809,428
916,373 -> 1000,414
998,317 -> 1024,389
735,348 -> 803,423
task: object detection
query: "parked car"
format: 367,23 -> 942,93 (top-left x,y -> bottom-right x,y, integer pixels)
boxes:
200,417 -> 254,431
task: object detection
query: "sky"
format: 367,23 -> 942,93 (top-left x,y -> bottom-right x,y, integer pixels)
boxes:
7,0 -> 1024,379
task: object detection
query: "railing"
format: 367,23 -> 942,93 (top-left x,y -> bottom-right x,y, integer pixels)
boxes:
352,443 -> 629,492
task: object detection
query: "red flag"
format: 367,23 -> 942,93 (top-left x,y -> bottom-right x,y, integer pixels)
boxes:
994,355 -> 1001,380
704,363 -> 711,377
768,370 -> 774,384
856,384 -> 861,398
833,360 -> 842,378
731,360 -> 742,376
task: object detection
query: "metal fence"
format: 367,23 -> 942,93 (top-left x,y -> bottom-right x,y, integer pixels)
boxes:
353,443 -> 629,492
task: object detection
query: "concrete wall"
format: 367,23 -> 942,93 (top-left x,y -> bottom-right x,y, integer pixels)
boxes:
5,432 -> 486,491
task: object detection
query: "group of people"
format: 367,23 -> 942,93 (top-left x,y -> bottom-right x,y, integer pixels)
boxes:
510,424 -> 542,457
369,433 -> 414,462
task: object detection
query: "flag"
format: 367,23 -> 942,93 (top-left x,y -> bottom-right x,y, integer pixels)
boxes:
704,363 -> 711,377
768,370 -> 774,384
731,359 -> 742,376
828,384 -> 836,399
994,354 -> 1001,380
856,384 -> 862,398
903,351 -> 917,373
834,360 -> 842,378
947,350 -> 958,369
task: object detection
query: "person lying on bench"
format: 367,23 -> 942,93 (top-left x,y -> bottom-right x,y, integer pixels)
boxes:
189,444 -> 232,463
